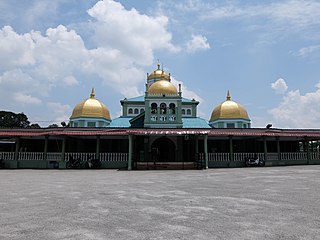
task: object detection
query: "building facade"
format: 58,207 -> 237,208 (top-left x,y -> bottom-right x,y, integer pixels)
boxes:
0,64 -> 320,170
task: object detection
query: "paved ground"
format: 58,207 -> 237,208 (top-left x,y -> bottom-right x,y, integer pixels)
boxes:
1,166 -> 320,240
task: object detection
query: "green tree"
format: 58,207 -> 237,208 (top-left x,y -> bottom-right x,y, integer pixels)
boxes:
0,111 -> 30,128
48,124 -> 59,128
29,123 -> 41,128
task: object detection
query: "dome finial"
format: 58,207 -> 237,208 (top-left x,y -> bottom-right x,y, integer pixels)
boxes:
226,90 -> 231,101
90,88 -> 95,98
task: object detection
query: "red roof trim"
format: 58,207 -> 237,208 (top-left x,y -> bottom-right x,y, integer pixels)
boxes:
0,128 -> 320,138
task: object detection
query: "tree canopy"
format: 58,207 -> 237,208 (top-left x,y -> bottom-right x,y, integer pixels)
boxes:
0,111 -> 30,128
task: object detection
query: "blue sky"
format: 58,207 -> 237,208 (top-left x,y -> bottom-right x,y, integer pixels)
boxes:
0,0 -> 320,128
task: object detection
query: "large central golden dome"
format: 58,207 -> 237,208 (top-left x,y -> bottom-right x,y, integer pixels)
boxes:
210,91 -> 249,121
148,80 -> 178,95
70,89 -> 111,120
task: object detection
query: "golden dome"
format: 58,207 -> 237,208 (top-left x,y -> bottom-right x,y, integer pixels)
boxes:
147,63 -> 170,81
148,80 -> 178,95
70,88 -> 111,120
210,91 -> 250,121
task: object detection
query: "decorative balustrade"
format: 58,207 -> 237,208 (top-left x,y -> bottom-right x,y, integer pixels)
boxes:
46,153 -> 62,161
1,151 -> 320,163
310,152 -> 320,160
99,153 -> 128,162
17,152 -> 44,160
0,152 -> 15,160
280,152 -> 308,161
65,152 -> 95,161
267,153 -> 279,161
208,153 -> 230,161
233,153 -> 265,162
199,152 -> 315,162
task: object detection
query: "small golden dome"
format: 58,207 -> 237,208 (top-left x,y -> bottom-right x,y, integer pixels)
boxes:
147,63 -> 170,81
70,88 -> 111,120
210,91 -> 250,121
148,80 -> 178,95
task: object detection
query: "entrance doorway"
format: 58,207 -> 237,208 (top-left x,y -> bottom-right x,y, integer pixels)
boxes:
151,137 -> 176,162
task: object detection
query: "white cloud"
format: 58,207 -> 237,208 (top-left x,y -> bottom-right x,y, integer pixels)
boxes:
13,92 -> 42,105
0,0 -> 201,124
171,77 -> 204,104
63,76 -> 79,86
47,102 -> 72,124
0,26 -> 36,69
271,78 -> 288,94
295,45 -> 320,57
269,83 -> 320,128
201,0 -> 320,27
163,0 -> 320,41
88,0 -> 178,62
186,34 -> 210,53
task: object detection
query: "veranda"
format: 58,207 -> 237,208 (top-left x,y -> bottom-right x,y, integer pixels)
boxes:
1,128 -> 320,169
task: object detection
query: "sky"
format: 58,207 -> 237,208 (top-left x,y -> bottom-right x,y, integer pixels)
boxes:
0,0 -> 320,128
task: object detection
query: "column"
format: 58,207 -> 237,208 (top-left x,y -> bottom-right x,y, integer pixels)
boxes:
195,135 -> 199,160
96,135 -> 100,160
14,137 -> 20,161
276,137 -> 280,161
157,107 -> 160,123
128,135 -> 133,170
263,136 -> 268,162
229,136 -> 234,162
61,136 -> 66,162
305,138 -> 310,164
44,136 -> 48,161
204,134 -> 208,169
12,137 -> 20,168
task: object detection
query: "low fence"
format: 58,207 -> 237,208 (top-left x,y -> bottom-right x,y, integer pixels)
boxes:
1,151 -> 320,168
1,152 -> 128,161
0,151 -> 129,169
100,153 -> 128,162
0,152 -> 15,160
197,152 -> 320,168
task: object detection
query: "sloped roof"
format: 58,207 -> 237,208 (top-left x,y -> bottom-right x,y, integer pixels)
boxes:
108,117 -> 131,128
182,117 -> 211,128
1,128 -> 320,138
124,96 -> 144,102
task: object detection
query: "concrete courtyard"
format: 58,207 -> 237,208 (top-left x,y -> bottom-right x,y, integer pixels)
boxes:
1,166 -> 319,240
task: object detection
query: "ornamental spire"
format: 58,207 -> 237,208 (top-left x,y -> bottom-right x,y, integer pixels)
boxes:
90,88 -> 95,98
226,90 -> 231,101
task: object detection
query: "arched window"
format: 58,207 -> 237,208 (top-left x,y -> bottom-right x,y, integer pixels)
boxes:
169,103 -> 176,114
160,103 -> 166,114
134,108 -> 139,114
140,108 -> 145,114
187,109 -> 191,115
128,108 -> 133,114
151,103 -> 157,114
182,109 -> 186,115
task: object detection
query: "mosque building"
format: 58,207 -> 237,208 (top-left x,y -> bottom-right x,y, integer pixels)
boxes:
0,64 -> 320,170
68,64 -> 249,130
